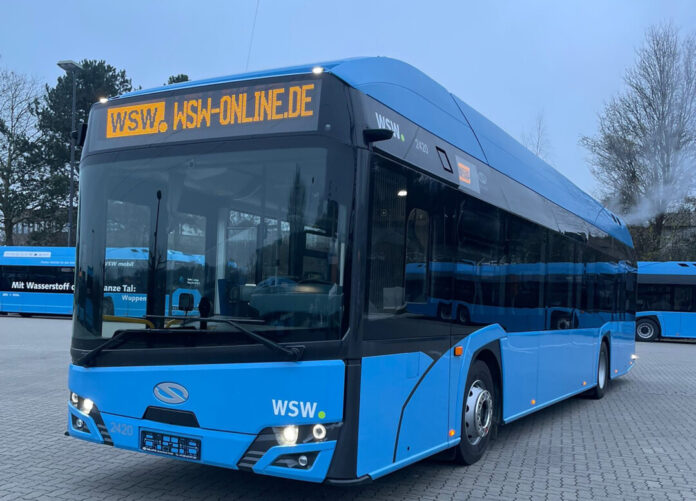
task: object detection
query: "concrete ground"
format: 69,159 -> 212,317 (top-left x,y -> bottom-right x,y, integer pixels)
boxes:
0,316 -> 694,500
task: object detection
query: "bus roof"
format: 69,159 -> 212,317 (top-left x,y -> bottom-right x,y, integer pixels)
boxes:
115,57 -> 632,248
0,246 -> 75,266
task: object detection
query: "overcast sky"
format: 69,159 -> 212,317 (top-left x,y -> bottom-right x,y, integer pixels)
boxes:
3,0 -> 696,197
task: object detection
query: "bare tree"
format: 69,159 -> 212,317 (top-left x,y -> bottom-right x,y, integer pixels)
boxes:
582,24 -> 696,256
521,111 -> 551,161
0,68 -> 49,245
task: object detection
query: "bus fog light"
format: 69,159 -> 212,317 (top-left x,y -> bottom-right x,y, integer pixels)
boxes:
275,425 -> 299,446
298,455 -> 308,467
75,418 -> 84,429
70,392 -> 79,405
81,398 -> 94,413
312,424 -> 326,440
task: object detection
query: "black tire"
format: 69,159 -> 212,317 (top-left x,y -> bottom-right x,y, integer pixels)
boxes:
18,313 -> 32,318
455,360 -> 497,465
590,341 -> 609,400
457,306 -> 470,325
635,318 -> 659,342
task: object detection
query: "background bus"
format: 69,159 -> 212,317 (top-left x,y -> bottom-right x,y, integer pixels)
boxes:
67,57 -> 636,484
636,261 -> 696,341
0,246 -> 74,316
0,246 -> 204,318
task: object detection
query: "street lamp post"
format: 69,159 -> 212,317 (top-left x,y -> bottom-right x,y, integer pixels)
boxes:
57,60 -> 83,246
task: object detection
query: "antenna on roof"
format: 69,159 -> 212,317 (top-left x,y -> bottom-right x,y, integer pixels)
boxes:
245,0 -> 260,71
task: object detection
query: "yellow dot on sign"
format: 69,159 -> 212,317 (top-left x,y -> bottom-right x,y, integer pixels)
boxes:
318,411 -> 326,419
158,121 -> 168,133
283,112 -> 287,118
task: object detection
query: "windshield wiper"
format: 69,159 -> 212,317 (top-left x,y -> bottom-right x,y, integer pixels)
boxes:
77,317 -> 304,367
77,315 -> 303,367
147,315 -> 304,361
77,330 -> 142,367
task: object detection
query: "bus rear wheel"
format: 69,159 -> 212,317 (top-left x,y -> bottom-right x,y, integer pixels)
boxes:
636,318 -> 659,342
455,360 -> 496,465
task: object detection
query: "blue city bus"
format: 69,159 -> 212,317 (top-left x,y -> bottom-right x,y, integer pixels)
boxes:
0,246 -> 75,316
635,261 -> 696,341
67,58 -> 637,484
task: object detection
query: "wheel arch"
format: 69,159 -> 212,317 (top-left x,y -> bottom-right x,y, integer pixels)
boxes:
471,341 -> 503,426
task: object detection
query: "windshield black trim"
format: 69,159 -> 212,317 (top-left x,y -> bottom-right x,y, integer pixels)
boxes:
70,339 -> 345,367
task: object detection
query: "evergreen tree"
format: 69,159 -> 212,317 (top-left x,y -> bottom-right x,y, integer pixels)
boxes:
166,74 -> 189,85
33,60 -> 133,244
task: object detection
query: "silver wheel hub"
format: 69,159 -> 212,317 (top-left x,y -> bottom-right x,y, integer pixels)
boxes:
464,380 -> 493,445
637,323 -> 654,339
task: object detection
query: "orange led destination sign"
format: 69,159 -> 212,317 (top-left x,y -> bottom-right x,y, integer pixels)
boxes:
102,80 -> 321,141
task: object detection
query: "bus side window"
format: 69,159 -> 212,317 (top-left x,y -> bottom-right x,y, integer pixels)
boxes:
367,162 -> 407,313
405,208 -> 429,303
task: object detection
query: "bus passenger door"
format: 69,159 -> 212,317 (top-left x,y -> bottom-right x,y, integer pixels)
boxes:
357,156 -> 450,477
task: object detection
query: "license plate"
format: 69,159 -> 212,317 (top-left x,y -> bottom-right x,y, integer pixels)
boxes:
140,430 -> 201,460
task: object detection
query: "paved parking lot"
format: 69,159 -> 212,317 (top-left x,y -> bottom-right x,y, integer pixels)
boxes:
1,316 -> 695,500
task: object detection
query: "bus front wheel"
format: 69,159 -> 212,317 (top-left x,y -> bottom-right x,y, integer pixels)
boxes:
455,360 -> 496,465
635,318 -> 659,342
589,341 -> 609,400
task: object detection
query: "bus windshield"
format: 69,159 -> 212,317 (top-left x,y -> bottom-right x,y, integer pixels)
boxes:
73,139 -> 354,347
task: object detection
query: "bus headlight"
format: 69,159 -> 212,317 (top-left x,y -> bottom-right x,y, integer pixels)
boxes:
69,392 -> 94,414
312,424 -> 326,440
82,398 -> 94,413
275,425 -> 299,446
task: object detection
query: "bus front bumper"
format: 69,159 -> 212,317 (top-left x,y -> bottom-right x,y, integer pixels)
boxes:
67,405 -> 337,483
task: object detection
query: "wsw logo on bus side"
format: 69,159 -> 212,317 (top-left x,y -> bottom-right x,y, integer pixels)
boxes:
375,112 -> 405,142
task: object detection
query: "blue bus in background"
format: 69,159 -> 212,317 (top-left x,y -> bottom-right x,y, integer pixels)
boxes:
636,261 -> 696,341
0,246 -> 75,316
68,58 -> 636,484
0,246 -> 204,318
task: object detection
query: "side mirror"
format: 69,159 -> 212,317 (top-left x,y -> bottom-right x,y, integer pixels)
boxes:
178,293 -> 194,313
363,128 -> 393,143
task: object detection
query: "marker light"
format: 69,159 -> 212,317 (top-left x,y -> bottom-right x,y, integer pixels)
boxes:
81,398 -> 94,413
397,189 -> 408,197
631,354 -> 639,360
70,392 -> 79,405
278,425 -> 299,446
312,424 -> 327,440
98,97 -> 108,104
312,66 -> 324,75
